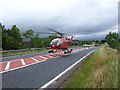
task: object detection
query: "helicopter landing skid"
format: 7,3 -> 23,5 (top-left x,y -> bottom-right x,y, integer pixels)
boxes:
64,49 -> 73,54
48,50 -> 54,53
48,50 -> 57,53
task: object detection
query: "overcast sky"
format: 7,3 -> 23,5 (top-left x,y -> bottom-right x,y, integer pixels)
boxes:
0,0 -> 118,40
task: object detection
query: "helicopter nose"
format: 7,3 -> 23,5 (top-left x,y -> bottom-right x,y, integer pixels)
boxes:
52,44 -> 55,47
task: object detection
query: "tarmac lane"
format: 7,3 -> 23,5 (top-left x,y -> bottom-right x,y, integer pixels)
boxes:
2,47 -> 97,89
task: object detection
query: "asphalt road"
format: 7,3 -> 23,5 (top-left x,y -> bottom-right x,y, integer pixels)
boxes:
2,47 -> 97,89
1,47 -> 81,62
1,51 -> 48,62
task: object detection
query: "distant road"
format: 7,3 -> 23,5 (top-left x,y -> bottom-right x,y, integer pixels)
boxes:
1,51 -> 48,62
1,47 -> 82,62
2,47 -> 97,89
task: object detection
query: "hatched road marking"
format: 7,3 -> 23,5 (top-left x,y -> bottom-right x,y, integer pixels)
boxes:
5,61 -> 11,70
39,56 -> 48,60
31,57 -> 39,62
0,47 -> 92,73
44,55 -> 54,58
21,59 -> 26,65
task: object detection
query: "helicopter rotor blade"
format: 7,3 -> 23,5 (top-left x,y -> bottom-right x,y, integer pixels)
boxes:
47,28 -> 64,36
35,32 -> 55,34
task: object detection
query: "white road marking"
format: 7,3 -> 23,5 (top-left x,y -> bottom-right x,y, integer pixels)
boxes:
48,53 -> 55,56
1,59 -> 21,64
40,50 -> 94,89
41,60 -> 46,62
45,55 -> 54,58
48,53 -> 63,58
5,61 -> 11,70
0,47 -> 94,74
21,59 -> 26,65
55,53 -> 62,55
48,54 -> 56,57
39,56 -> 48,60
31,57 -> 39,62
0,60 -> 41,74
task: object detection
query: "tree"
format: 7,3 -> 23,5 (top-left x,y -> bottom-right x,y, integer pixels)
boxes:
8,25 -> 22,49
33,33 -> 42,48
22,30 -> 34,42
2,26 -> 13,50
6,25 -> 21,41
105,32 -> 120,50
22,30 -> 34,48
2,25 -> 22,50
101,39 -> 106,44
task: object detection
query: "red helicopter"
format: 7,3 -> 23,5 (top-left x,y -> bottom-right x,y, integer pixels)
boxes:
39,28 -> 73,54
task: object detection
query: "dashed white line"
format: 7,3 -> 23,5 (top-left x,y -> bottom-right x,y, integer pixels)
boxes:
5,61 -> 11,70
39,56 -> 48,60
21,59 -> 26,65
31,57 -> 39,62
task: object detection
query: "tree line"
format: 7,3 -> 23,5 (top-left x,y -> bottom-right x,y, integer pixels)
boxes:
0,23 -> 120,51
105,32 -> 120,52
0,24 -> 58,50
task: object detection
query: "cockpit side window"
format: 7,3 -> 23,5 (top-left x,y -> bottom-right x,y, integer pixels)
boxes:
50,38 -> 60,45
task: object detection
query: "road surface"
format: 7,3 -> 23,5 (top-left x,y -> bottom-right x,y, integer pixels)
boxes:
2,47 -> 97,89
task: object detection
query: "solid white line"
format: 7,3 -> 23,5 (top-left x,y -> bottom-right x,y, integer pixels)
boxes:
40,50 -> 94,88
5,61 -> 11,70
21,59 -> 26,65
31,57 -> 39,62
39,56 -> 48,60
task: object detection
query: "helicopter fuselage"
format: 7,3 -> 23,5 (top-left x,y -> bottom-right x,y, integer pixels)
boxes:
50,37 -> 68,50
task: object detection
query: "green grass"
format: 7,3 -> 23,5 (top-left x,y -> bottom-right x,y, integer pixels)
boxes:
62,46 -> 118,88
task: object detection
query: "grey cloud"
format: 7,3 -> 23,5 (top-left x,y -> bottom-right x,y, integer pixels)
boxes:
0,0 -> 118,40
77,34 -> 106,41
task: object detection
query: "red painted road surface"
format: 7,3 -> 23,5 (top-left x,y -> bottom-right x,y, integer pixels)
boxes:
0,48 -> 88,73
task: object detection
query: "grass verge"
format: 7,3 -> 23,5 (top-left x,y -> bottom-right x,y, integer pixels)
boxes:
1,46 -> 81,58
62,46 -> 118,88
1,48 -> 49,58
